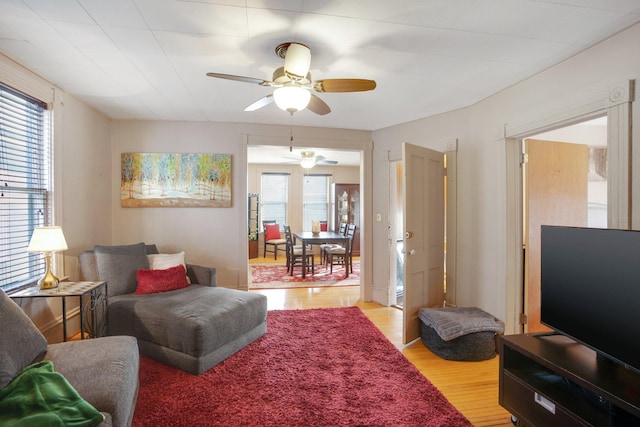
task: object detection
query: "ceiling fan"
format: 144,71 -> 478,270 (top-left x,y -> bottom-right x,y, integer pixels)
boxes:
206,42 -> 376,115
284,151 -> 338,169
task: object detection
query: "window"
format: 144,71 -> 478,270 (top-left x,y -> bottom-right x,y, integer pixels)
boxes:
0,83 -> 51,292
303,175 -> 329,231
261,173 -> 288,227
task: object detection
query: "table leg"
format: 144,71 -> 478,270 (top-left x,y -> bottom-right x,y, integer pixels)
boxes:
301,239 -> 307,278
345,239 -> 350,278
79,295 -> 85,340
91,290 -> 97,339
62,297 -> 67,342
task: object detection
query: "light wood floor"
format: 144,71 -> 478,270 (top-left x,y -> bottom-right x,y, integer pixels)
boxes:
251,285 -> 514,427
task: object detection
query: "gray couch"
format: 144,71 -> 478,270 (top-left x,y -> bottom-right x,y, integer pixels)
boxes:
79,242 -> 268,375
0,289 -> 139,427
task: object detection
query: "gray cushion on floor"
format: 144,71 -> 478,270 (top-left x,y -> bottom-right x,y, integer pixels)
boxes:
418,306 -> 504,361
0,290 -> 48,389
420,321 -> 498,361
418,306 -> 504,341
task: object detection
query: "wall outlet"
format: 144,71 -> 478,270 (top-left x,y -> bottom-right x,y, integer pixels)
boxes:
376,213 -> 382,222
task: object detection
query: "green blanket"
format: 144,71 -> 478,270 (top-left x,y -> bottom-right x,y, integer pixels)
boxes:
0,360 -> 104,427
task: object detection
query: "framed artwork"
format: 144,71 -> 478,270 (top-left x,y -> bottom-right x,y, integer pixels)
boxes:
121,152 -> 231,207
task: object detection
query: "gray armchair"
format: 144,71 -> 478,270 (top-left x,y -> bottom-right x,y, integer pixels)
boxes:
0,290 -> 139,427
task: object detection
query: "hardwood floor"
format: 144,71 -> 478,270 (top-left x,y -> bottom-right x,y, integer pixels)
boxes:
251,286 -> 514,427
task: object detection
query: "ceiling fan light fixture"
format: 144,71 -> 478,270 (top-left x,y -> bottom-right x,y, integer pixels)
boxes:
283,42 -> 311,80
300,156 -> 316,169
273,86 -> 311,113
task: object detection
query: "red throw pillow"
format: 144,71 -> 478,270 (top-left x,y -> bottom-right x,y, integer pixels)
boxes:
265,224 -> 281,241
135,265 -> 189,294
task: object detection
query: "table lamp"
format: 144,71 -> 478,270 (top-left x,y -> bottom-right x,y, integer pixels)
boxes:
27,226 -> 68,289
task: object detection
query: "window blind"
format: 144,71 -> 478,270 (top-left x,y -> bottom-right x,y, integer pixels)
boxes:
303,175 -> 329,231
0,83 -> 50,291
261,173 -> 288,227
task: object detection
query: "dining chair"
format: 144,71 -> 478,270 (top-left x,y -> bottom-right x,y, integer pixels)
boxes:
326,224 -> 356,274
320,222 -> 348,266
263,220 -> 286,259
284,225 -> 314,276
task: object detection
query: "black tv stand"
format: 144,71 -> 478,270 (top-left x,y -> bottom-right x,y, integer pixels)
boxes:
499,334 -> 640,426
532,331 -> 561,338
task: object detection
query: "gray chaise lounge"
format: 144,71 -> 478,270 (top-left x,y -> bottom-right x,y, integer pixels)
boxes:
0,289 -> 139,427
79,242 -> 267,375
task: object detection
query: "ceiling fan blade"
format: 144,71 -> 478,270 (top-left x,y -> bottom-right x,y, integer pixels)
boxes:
307,94 -> 331,115
244,94 -> 274,111
313,79 -> 377,93
317,159 -> 338,165
206,72 -> 270,86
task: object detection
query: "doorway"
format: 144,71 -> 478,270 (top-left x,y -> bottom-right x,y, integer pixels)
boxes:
521,117 -> 608,333
246,142 -> 365,292
389,160 -> 404,307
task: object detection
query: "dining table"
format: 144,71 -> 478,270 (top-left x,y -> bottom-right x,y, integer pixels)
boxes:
292,231 -> 350,279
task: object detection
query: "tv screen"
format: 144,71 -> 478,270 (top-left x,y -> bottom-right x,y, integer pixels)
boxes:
541,226 -> 640,373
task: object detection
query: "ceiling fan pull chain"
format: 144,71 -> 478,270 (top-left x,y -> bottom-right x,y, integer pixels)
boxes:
289,117 -> 293,152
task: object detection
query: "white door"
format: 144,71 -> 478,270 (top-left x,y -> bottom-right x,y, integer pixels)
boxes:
402,143 -> 445,344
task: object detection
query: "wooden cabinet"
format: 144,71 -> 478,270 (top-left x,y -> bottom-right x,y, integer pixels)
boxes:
331,183 -> 360,255
499,334 -> 640,426
248,193 -> 259,259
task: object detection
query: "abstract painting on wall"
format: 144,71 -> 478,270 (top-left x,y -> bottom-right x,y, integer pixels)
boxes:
121,152 -> 232,207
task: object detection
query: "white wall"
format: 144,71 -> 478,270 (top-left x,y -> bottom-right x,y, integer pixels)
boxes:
372,21 -> 640,330
60,94 -> 113,273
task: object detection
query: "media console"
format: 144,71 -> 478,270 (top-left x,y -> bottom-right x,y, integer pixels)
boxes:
499,334 -> 640,426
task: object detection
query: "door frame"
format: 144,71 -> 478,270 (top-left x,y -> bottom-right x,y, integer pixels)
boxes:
388,159 -> 403,306
240,134 -> 374,300
502,80 -> 633,335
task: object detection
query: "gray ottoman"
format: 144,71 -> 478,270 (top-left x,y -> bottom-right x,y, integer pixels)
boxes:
418,307 -> 504,361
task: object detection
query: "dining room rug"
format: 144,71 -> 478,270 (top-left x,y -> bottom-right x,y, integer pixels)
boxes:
249,260 -> 360,289
132,307 -> 472,427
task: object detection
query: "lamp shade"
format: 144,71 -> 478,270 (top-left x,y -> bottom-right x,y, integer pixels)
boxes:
27,226 -> 68,252
273,86 -> 311,113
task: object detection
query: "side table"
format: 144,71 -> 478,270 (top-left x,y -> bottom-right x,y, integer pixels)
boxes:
10,281 -> 108,342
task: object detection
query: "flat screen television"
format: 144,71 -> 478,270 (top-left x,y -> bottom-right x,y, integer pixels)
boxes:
541,225 -> 640,373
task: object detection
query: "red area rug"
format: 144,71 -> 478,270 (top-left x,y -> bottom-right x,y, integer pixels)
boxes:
249,261 -> 360,289
132,307 -> 471,427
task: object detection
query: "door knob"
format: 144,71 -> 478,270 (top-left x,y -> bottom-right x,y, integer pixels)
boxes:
408,249 -> 416,255
405,231 -> 414,239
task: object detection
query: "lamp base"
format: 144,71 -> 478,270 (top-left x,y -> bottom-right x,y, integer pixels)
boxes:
38,274 -> 59,290
38,253 -> 59,289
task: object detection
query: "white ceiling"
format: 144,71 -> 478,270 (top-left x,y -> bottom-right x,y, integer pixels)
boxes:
1,0 -> 640,135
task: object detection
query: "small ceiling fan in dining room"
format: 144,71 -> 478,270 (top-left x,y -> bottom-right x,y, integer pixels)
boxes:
206,42 -> 376,115
283,151 -> 338,169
